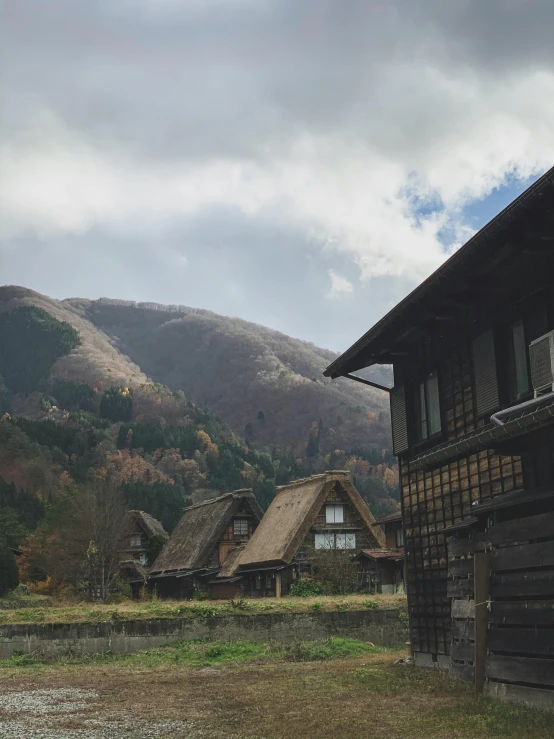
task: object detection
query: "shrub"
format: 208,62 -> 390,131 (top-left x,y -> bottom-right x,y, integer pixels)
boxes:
288,579 -> 325,597
0,545 -> 19,596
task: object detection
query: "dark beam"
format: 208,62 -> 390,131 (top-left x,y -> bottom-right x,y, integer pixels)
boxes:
342,373 -> 392,393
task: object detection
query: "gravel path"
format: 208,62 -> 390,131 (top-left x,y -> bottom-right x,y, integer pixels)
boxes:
0,687 -> 198,739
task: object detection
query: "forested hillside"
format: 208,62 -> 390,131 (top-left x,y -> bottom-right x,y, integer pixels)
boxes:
0,286 -> 398,597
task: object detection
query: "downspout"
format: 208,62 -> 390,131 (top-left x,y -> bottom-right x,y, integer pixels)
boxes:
490,392 -> 554,426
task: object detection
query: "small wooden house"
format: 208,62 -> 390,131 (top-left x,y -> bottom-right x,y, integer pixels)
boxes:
325,165 -> 554,707
119,510 -> 169,597
223,471 -> 385,597
148,490 -> 263,599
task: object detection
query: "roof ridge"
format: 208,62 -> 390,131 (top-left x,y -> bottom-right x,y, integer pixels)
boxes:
275,470 -> 350,492
182,488 -> 254,511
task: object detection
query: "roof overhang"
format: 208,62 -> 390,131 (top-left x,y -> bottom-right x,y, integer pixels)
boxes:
324,165 -> 554,379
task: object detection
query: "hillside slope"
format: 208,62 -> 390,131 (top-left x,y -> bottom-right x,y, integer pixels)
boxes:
65,297 -> 392,453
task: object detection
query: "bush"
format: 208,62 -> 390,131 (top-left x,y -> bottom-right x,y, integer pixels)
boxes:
288,579 -> 326,597
0,545 -> 19,596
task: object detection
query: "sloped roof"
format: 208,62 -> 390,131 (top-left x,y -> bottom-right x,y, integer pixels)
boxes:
125,510 -> 169,539
373,511 -> 402,526
237,471 -> 385,568
356,548 -> 404,562
150,490 -> 263,575
217,544 -> 247,578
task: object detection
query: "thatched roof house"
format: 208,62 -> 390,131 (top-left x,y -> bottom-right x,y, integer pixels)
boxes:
237,471 -> 385,571
125,510 -> 169,540
149,490 -> 263,598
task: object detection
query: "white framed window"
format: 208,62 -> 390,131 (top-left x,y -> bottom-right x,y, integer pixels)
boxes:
139,553 -> 148,565
345,533 -> 356,549
325,504 -> 344,524
130,534 -> 141,548
395,528 -> 404,548
233,519 -> 249,537
315,533 -> 335,549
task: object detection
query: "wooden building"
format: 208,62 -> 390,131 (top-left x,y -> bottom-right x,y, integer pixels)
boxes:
223,471 -> 385,597
119,510 -> 169,597
356,511 -> 404,593
325,166 -> 554,707
148,490 -> 263,599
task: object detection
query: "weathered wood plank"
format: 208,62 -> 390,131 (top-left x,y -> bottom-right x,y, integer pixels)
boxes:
487,512 -> 554,547
451,641 -> 474,663
485,681 -> 554,710
488,628 -> 554,656
447,538 -> 475,558
448,559 -> 474,578
451,620 -> 475,641
447,578 -> 474,598
491,570 -> 554,598
487,654 -> 554,687
490,601 -> 554,625
450,663 -> 474,682
491,541 -> 554,572
474,551 -> 490,694
452,599 -> 475,619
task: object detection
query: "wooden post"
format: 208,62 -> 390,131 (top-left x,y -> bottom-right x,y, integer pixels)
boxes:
275,571 -> 282,598
474,551 -> 490,694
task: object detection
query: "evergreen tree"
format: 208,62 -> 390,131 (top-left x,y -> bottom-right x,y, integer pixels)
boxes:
0,544 -> 19,596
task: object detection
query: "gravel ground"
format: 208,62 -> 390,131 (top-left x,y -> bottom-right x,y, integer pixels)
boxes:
0,687 -> 198,739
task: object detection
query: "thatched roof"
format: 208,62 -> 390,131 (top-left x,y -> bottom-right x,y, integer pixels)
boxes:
150,490 -> 263,576
217,544 -> 247,578
125,510 -> 169,539
237,471 -> 385,568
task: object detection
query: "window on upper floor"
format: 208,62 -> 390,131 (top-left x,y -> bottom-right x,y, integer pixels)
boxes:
325,504 -> 344,524
315,533 -> 356,550
129,534 -> 141,548
395,528 -> 404,548
415,370 -> 441,442
233,519 -> 249,537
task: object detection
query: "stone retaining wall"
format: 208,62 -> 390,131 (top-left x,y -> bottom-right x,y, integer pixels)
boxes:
0,609 -> 407,659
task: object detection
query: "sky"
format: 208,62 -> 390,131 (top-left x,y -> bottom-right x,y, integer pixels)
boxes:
1,0 -> 554,352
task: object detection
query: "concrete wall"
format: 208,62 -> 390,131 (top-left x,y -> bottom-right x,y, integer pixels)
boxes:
0,609 -> 408,659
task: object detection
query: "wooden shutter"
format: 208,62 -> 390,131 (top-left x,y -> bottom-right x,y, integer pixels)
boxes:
472,330 -> 499,416
390,385 -> 409,455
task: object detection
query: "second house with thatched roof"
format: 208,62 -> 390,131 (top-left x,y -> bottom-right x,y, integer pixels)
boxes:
148,489 -> 264,599
212,471 -> 386,598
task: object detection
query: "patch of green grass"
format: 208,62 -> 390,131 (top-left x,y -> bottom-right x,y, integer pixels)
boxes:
0,637 -> 386,671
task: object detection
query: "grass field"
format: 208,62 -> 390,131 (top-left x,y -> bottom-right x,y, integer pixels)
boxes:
1,638 -> 553,739
0,593 -> 407,625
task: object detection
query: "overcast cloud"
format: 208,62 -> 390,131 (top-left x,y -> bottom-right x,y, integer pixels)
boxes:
1,0 -> 554,350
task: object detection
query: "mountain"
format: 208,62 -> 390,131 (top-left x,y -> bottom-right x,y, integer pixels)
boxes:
0,285 -> 399,590
63,296 -> 392,453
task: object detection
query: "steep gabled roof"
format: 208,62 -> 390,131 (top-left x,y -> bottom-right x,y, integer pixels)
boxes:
150,490 -> 263,575
237,471 -> 385,568
125,510 -> 169,540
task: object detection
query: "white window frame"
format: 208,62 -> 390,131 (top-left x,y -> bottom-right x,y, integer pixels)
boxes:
325,504 -> 344,524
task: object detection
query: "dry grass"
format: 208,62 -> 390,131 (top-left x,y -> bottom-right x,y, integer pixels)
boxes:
1,642 -> 553,739
0,593 -> 407,626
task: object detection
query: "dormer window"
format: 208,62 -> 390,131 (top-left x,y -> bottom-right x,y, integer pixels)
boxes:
130,534 -> 141,548
325,504 -> 344,524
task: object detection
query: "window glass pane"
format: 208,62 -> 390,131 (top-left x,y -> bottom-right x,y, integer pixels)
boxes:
335,534 -> 347,549
323,533 -> 335,549
512,321 -> 530,398
345,534 -> 356,549
395,529 -> 404,547
426,372 -> 441,436
314,534 -> 326,549
419,382 -> 428,440
325,505 -> 344,523
234,519 -> 249,536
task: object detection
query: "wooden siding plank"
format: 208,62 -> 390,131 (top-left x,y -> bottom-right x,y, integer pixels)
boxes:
474,551 -> 491,694
452,599 -> 475,619
448,559 -> 474,578
451,641 -> 474,662
447,578 -> 474,598
492,542 -> 554,572
487,655 -> 554,687
487,512 -> 554,546
488,628 -> 554,656
447,537 -> 476,558
485,681 -> 554,710
490,601 -> 554,625
491,570 -> 554,598
452,620 -> 475,641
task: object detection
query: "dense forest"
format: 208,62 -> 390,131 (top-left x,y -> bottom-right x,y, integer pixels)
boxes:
0,292 -> 399,598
